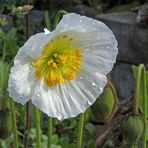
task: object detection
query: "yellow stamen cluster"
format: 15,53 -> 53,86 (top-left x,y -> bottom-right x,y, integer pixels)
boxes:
32,34 -> 82,87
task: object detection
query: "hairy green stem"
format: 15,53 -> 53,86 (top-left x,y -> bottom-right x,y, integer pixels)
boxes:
35,107 -> 41,148
133,64 -> 143,114
142,66 -> 147,148
2,43 -> 6,62
53,10 -> 67,29
10,100 -> 19,148
133,64 -> 147,148
77,113 -> 85,148
47,117 -> 52,148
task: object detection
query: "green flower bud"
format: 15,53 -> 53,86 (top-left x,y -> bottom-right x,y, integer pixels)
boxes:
91,80 -> 117,122
121,114 -> 144,144
0,108 -> 12,139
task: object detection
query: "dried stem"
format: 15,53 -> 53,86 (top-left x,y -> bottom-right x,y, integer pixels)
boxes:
24,12 -> 30,148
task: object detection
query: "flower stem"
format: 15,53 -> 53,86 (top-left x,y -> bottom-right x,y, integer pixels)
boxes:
142,66 -> 147,148
35,107 -> 41,148
133,64 -> 143,114
24,102 -> 30,148
53,10 -> 67,29
133,64 -> 148,148
10,100 -> 19,148
77,113 -> 85,148
47,117 -> 52,148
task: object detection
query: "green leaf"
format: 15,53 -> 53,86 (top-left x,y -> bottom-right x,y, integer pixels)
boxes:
52,134 -> 59,145
85,123 -> 96,136
44,10 -> 51,31
51,144 -> 62,148
87,139 -> 95,148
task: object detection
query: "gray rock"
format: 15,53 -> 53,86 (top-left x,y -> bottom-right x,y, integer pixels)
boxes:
30,10 -> 44,32
69,4 -> 98,18
137,3 -> 148,27
0,14 -> 13,32
96,12 -> 148,65
30,10 -> 44,23
110,63 -> 135,101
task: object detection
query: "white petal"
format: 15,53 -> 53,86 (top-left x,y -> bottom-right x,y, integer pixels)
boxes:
30,70 -> 107,120
30,80 -> 62,119
55,13 -> 118,75
14,32 -> 52,65
8,64 -> 35,104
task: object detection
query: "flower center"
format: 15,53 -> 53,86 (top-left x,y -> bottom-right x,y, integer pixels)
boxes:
32,34 -> 82,87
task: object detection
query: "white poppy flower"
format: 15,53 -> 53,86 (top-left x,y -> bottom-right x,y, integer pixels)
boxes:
8,13 -> 118,120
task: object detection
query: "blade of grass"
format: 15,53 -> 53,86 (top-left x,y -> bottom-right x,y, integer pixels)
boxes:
44,10 -> 51,31
47,117 -> 52,148
10,100 -> 19,148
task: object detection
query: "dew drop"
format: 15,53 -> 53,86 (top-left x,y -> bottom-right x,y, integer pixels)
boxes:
85,90 -> 92,95
99,87 -> 103,91
57,114 -> 63,120
107,46 -> 110,49
92,82 -> 97,87
87,100 -> 92,105
36,94 -> 40,97
80,20 -> 83,22
79,76 -> 83,80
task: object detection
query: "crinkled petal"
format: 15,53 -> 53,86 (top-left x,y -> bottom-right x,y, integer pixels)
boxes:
55,13 -> 118,75
8,64 -> 35,104
30,70 -> 106,120
30,80 -> 62,119
14,32 -> 52,65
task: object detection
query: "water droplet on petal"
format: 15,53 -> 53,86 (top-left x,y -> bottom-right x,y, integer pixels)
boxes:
20,70 -> 23,74
79,76 -> 83,80
87,100 -> 92,105
36,94 -> 40,97
57,114 -> 63,120
92,82 -> 97,87
80,20 -> 83,22
99,87 -> 103,91
85,90 -> 92,96
107,46 -> 110,49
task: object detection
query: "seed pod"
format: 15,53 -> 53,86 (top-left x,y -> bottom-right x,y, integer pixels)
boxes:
0,108 -> 12,139
123,144 -> 138,148
121,114 -> 144,144
91,80 -> 117,122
